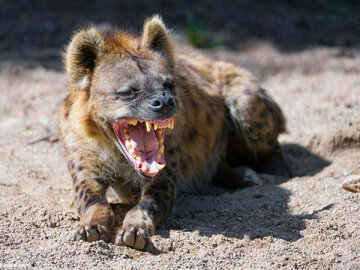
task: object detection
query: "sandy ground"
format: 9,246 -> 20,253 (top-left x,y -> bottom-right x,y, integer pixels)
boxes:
1,2 -> 360,269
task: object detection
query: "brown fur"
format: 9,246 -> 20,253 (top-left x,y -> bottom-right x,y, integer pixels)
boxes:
58,15 -> 288,250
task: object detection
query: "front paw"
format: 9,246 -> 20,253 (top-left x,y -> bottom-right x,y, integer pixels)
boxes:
114,209 -> 154,250
73,224 -> 111,243
115,226 -> 148,250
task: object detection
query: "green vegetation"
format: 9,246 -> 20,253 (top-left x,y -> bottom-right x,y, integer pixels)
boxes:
185,14 -> 222,49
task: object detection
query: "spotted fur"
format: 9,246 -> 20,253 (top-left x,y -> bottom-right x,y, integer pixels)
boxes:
58,15 -> 288,250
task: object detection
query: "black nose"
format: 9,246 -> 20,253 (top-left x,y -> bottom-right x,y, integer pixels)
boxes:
148,96 -> 176,112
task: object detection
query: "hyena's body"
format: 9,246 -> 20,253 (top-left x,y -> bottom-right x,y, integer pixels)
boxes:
59,15 -> 287,250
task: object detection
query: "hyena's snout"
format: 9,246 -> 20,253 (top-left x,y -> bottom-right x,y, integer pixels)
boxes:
147,94 -> 177,113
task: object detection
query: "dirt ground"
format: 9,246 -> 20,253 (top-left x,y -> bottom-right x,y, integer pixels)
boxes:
1,1 -> 360,269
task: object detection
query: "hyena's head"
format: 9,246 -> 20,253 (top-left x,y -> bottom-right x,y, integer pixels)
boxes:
65,15 -> 178,178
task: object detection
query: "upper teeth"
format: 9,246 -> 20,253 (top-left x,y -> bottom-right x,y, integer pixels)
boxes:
126,119 -> 174,131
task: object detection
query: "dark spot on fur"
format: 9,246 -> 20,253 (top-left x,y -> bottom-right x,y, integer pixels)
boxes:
84,196 -> 107,210
168,148 -> 175,155
75,185 -> 79,192
255,122 -> 264,131
206,112 -> 213,126
158,182 -> 169,193
79,190 -> 84,199
64,112 -> 69,118
147,191 -> 168,217
244,89 -> 252,95
260,109 -> 267,119
70,162 -> 75,169
84,194 -> 88,201
267,104 -> 275,113
190,98 -> 197,109
73,176 -> 78,184
77,206 -> 82,214
78,166 -> 83,171
262,98 -> 273,111
170,161 -> 177,168
186,128 -> 198,142
259,88 -> 266,94
135,200 -> 155,220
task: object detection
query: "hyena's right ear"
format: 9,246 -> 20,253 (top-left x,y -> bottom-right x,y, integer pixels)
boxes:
65,28 -> 104,90
141,15 -> 174,68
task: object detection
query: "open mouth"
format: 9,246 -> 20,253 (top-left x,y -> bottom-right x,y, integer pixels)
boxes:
113,118 -> 174,177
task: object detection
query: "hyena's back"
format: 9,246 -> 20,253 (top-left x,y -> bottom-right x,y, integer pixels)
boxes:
173,54 -> 286,192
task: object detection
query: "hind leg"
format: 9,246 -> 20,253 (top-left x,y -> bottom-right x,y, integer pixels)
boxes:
218,64 -> 290,184
214,163 -> 263,189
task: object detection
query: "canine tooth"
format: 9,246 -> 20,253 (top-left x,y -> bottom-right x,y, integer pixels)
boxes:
124,129 -> 130,139
129,148 -> 136,157
157,153 -> 161,159
141,165 -> 148,173
159,145 -> 164,154
155,130 -> 162,143
154,123 -> 159,130
157,164 -> 165,171
168,120 -> 174,129
145,121 -> 152,132
125,141 -> 132,149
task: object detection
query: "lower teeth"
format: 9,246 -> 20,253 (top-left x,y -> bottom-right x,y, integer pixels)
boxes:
122,125 -> 166,174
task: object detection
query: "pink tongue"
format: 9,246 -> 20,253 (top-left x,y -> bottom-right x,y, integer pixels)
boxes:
128,124 -> 159,154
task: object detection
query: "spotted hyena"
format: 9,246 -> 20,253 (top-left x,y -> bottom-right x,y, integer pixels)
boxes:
58,15 -> 290,250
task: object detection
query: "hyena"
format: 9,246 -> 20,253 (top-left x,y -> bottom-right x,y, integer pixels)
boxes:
58,15 -> 289,250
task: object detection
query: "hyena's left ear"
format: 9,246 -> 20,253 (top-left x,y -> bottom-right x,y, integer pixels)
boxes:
65,28 -> 104,90
141,15 -> 174,67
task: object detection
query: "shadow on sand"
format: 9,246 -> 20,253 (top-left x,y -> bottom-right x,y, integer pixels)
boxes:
111,143 -> 331,252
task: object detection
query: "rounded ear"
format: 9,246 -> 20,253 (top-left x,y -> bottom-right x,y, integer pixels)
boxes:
141,15 -> 174,67
65,28 -> 104,90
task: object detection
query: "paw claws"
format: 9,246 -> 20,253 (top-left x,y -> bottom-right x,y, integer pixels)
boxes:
115,234 -> 125,246
115,227 -> 148,250
86,228 -> 99,242
73,225 -> 109,243
74,227 -> 86,241
123,231 -> 135,246
134,233 -> 146,250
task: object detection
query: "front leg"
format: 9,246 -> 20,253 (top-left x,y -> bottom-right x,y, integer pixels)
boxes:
71,164 -> 114,242
115,169 -> 177,250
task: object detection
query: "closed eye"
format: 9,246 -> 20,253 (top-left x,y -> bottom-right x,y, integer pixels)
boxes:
114,87 -> 139,97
